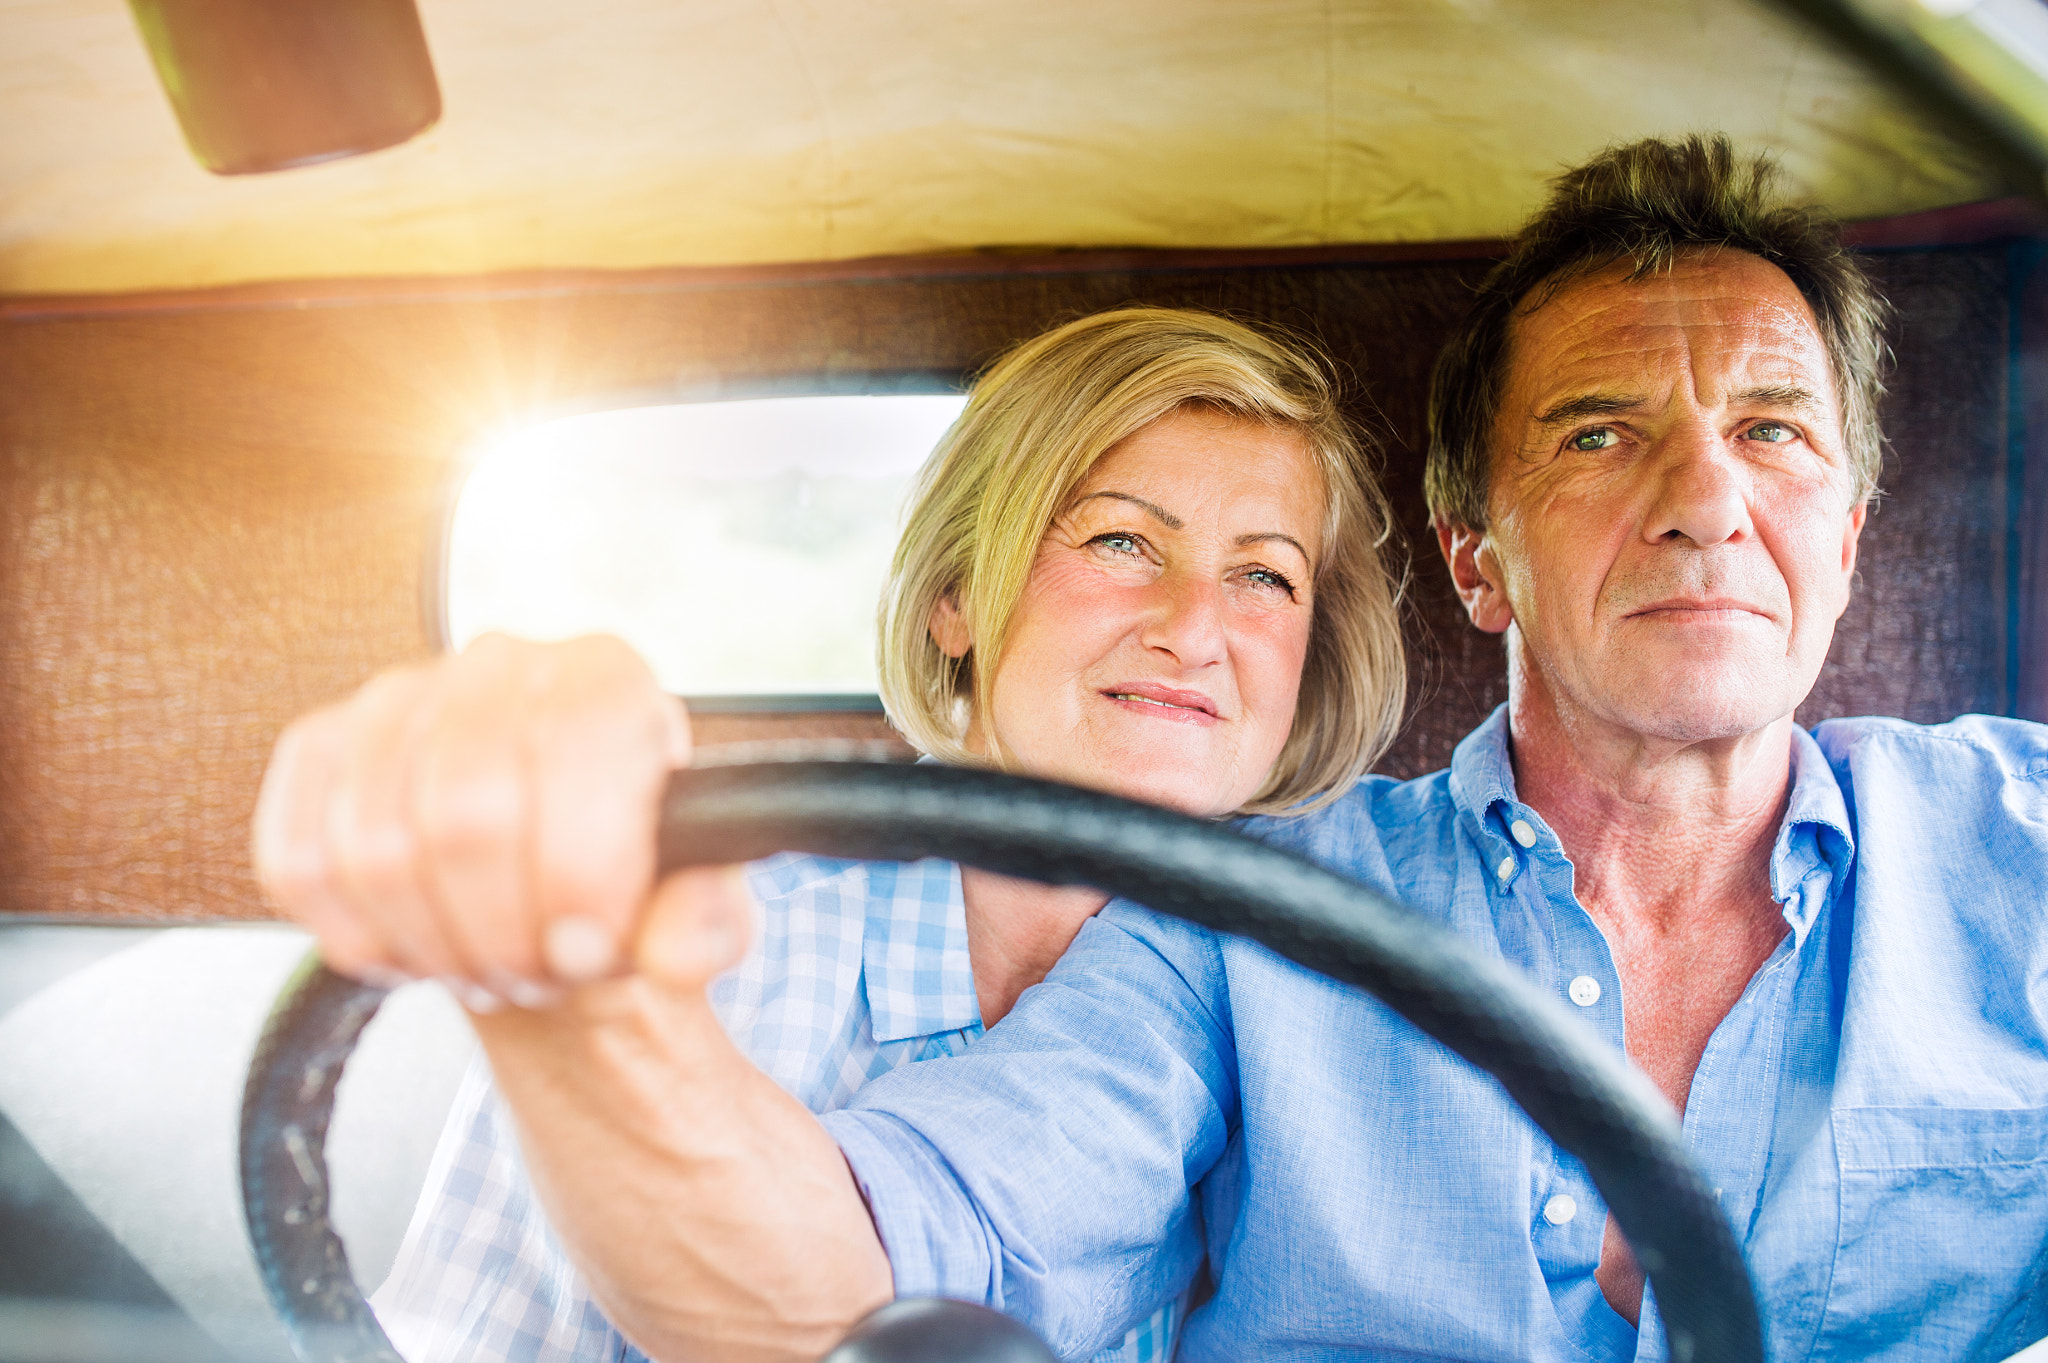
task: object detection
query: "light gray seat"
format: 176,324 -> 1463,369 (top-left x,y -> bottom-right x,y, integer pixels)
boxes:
0,924 -> 473,1363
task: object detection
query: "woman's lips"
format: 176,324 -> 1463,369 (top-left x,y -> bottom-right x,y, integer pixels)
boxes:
1100,683 -> 1221,725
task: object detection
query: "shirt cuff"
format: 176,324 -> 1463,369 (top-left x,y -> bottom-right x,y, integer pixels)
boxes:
822,1107 -> 1005,1306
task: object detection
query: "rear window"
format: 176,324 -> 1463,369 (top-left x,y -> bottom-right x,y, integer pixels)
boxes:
443,393 -> 968,706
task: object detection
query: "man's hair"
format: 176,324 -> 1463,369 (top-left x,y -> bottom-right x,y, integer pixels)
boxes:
878,306 -> 1407,816
1424,134 -> 1889,530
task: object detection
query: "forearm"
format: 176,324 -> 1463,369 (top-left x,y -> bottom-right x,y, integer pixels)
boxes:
471,980 -> 892,1363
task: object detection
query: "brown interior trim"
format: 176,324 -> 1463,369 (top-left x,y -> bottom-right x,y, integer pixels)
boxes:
1840,196 -> 2048,250
0,196 -> 2032,322
2024,432 -> 2048,725
0,239 -> 1510,321
0,242 -> 2022,920
2019,247 -> 2048,725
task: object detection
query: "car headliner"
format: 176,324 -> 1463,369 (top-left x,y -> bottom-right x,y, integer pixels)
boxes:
0,0 -> 2009,297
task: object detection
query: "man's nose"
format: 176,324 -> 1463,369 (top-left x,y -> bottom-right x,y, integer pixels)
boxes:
1641,421 -> 1752,547
1140,569 -> 1229,669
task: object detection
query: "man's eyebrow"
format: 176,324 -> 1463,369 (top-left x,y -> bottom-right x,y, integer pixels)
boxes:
1731,383 -> 1823,413
1076,491 -> 1183,530
1236,531 -> 1312,563
1534,393 -> 1646,427
1534,385 -> 1824,427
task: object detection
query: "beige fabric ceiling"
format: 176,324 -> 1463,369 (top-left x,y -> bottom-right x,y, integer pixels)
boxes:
0,0 -> 2007,296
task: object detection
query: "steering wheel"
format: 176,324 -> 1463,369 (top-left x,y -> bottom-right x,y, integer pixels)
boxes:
240,760 -> 1764,1363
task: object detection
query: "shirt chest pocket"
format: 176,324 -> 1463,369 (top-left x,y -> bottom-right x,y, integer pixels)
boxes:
1817,1106 -> 2048,1362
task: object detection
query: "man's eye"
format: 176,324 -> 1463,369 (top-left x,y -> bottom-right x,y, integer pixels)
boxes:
1745,421 -> 1795,444
1569,428 -> 1619,452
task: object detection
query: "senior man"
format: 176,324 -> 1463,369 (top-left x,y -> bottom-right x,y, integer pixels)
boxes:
257,136 -> 2048,1363
798,138 -> 2047,1361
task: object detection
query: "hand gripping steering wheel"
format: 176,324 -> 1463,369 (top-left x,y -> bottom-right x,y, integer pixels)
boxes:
240,760 -> 1764,1363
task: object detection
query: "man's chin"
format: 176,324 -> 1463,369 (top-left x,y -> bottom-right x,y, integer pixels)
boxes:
1601,685 -> 1799,746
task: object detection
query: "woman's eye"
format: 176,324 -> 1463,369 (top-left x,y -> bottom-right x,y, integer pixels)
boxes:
1243,566 -> 1297,595
1569,428 -> 1619,452
1745,421 -> 1796,444
1089,532 -> 1144,556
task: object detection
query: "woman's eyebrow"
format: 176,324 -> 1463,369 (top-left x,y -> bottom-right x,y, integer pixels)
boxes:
1077,490 -> 1183,529
1078,492 -> 1309,563
1237,532 -> 1311,562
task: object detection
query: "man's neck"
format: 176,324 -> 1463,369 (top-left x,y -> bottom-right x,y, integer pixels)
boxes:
1506,668 -> 1794,935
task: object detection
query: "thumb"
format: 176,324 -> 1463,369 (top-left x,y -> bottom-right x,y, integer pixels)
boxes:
633,864 -> 755,989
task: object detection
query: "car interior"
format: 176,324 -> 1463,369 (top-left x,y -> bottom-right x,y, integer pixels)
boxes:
1,1 -> 2045,1360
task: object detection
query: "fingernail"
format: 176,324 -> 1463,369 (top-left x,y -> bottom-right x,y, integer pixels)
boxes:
357,965 -> 412,992
490,973 -> 564,1010
544,916 -> 618,984
442,978 -> 504,1014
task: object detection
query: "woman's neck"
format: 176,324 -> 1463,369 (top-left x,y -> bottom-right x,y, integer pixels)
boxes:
958,867 -> 1111,1026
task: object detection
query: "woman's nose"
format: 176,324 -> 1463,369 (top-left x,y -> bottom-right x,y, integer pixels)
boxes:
1642,423 -> 1752,548
1139,571 -> 1229,668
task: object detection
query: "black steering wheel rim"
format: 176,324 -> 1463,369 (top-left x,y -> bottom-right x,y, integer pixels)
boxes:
240,759 -> 1763,1363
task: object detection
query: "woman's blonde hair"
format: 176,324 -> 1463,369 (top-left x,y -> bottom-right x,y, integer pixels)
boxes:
878,307 -> 1406,816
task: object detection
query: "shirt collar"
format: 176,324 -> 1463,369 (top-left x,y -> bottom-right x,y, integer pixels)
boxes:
1772,723 -> 1856,941
1447,704 -> 1856,940
858,858 -> 982,1043
1447,705 -> 1520,827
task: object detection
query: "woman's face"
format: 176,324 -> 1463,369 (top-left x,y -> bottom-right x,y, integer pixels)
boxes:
938,407 -> 1326,818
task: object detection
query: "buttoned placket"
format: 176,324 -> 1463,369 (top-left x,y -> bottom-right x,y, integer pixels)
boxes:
1476,799 -> 1640,1354
1669,831 -> 1839,1255
1627,851 -> 1835,1363
1488,789 -> 1845,1363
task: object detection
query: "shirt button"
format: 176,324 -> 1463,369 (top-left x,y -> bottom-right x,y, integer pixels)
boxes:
1568,976 -> 1602,1007
1495,856 -> 1515,882
1510,819 -> 1537,848
1543,1194 -> 1578,1226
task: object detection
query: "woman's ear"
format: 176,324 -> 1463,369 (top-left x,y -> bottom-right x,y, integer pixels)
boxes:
928,594 -> 973,659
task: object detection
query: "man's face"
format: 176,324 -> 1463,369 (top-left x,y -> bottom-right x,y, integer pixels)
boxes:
1441,249 -> 1867,746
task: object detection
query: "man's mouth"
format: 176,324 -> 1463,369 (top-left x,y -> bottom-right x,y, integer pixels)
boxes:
1626,596 -> 1773,621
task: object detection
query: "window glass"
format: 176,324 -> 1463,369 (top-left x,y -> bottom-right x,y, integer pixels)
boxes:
445,394 -> 967,701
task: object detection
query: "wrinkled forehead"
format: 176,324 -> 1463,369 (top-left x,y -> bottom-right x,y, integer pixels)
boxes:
1499,250 -> 1841,430
1061,407 -> 1330,559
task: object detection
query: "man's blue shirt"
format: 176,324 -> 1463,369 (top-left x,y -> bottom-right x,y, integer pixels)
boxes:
821,708 -> 2048,1361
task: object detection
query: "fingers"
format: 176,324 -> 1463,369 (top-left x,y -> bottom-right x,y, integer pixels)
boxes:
251,633 -> 693,1007
327,665 -> 471,984
254,707 -> 394,981
634,865 -> 757,990
411,640 -> 548,996
526,638 -> 689,983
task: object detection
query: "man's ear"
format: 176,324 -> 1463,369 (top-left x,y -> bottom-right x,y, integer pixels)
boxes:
928,593 -> 973,659
1842,498 -> 1869,579
1434,516 -> 1514,635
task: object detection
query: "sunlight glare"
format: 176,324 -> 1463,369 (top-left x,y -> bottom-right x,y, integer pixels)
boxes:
446,394 -> 968,696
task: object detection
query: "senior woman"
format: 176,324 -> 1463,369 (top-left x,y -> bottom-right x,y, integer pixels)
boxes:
255,306 -> 1406,1362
